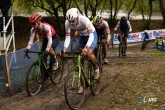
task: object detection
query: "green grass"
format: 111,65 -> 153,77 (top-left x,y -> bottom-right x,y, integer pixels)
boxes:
151,49 -> 165,56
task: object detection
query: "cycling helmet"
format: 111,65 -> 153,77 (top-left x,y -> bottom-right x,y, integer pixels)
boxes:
29,14 -> 42,24
66,8 -> 79,22
144,30 -> 147,32
93,15 -> 102,25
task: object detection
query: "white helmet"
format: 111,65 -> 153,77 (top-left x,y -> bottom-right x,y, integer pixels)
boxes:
66,8 -> 79,21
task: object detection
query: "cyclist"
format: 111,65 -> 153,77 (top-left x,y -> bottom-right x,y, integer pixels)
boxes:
141,30 -> 150,51
114,16 -> 132,56
61,8 -> 99,80
93,15 -> 111,63
25,13 -> 59,71
143,30 -> 150,41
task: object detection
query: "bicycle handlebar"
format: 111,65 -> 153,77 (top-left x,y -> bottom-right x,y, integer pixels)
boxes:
27,51 -> 44,54
97,41 -> 106,44
24,51 -> 44,59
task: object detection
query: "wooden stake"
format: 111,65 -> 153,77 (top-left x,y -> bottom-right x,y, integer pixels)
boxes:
4,54 -> 11,96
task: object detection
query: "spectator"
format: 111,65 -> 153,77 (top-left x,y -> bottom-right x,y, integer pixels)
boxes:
0,0 -> 11,31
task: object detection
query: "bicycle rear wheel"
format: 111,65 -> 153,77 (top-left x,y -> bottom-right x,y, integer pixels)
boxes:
97,45 -> 103,72
64,65 -> 85,110
119,42 -> 124,57
90,63 -> 102,96
50,57 -> 63,84
26,62 -> 42,96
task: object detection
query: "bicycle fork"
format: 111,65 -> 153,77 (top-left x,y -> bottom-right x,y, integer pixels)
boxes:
72,55 -> 82,89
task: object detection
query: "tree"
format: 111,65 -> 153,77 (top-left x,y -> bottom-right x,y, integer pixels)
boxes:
126,0 -> 138,20
158,0 -> 165,25
108,0 -> 124,23
89,0 -> 102,17
17,0 -> 73,37
137,0 -> 153,29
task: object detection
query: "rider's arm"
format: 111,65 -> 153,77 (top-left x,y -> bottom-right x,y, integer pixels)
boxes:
45,25 -> 53,52
85,19 -> 95,48
64,35 -> 70,49
114,21 -> 120,31
27,28 -> 35,49
103,21 -> 111,41
64,21 -> 71,50
86,32 -> 94,48
127,21 -> 132,32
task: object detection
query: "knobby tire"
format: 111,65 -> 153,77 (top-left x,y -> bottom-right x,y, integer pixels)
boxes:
26,62 -> 42,96
64,65 -> 86,110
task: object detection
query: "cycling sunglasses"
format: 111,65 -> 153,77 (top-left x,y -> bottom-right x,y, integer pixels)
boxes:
32,22 -> 37,27
69,20 -> 76,23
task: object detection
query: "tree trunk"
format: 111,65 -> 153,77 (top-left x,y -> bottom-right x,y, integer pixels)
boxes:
127,0 -> 137,20
158,0 -> 165,25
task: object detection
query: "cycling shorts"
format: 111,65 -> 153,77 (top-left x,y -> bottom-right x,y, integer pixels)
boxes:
119,31 -> 129,38
41,34 -> 60,51
79,31 -> 98,50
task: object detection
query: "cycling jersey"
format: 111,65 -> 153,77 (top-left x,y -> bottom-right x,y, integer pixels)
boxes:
144,32 -> 149,39
27,22 -> 57,52
95,20 -> 111,40
64,15 -> 97,49
114,20 -> 132,33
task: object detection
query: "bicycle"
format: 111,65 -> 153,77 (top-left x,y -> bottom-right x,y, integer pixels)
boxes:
63,50 -> 102,110
96,35 -> 106,72
24,51 -> 64,96
118,33 -> 126,57
141,39 -> 149,51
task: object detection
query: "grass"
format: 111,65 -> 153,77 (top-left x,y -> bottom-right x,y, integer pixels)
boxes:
151,49 -> 165,56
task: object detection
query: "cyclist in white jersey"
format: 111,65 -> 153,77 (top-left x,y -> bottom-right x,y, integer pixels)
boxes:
61,8 -> 100,80
25,14 -> 59,71
93,15 -> 111,64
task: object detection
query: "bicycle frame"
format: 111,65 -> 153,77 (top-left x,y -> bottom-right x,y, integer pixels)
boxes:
71,54 -> 92,89
26,51 -> 49,81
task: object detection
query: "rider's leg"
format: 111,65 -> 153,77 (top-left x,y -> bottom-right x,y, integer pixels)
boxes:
102,30 -> 108,63
86,49 -> 99,79
80,31 -> 99,79
103,40 -> 108,63
50,34 -> 60,70
88,31 -> 100,79
124,33 -> 128,56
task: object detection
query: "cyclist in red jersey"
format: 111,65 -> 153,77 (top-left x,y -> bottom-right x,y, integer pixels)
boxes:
25,13 -> 59,70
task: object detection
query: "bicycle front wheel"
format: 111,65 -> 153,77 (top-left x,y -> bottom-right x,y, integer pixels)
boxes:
64,65 -> 85,110
90,63 -> 102,96
26,62 -> 42,96
119,42 -> 124,57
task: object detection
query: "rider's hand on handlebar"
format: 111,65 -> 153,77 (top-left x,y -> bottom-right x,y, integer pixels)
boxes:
24,49 -> 29,58
43,51 -> 49,56
24,48 -> 29,53
81,47 -> 87,55
60,48 -> 66,56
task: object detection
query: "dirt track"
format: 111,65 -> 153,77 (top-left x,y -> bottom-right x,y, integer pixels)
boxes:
1,42 -> 165,110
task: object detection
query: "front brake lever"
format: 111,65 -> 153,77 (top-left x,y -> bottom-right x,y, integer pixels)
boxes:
24,52 -> 31,59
